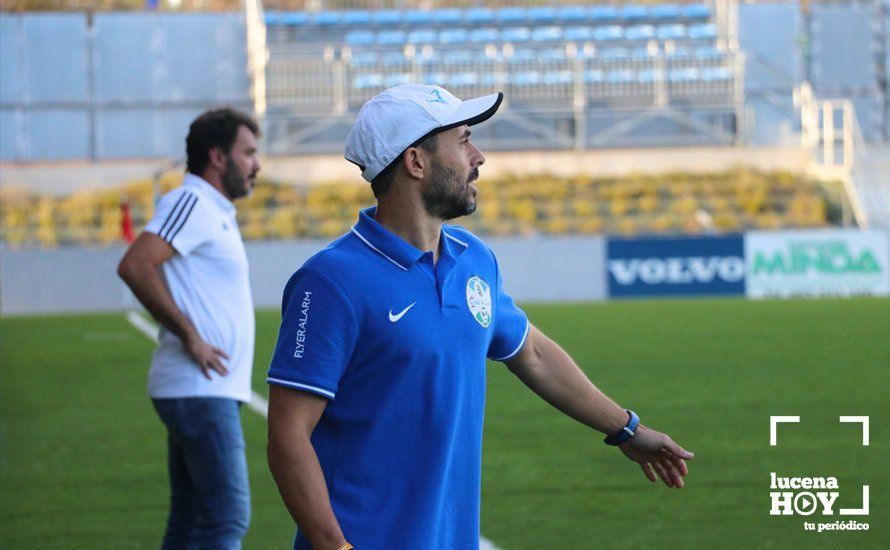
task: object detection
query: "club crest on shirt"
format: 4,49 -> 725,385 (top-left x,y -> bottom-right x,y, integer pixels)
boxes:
466,276 -> 492,328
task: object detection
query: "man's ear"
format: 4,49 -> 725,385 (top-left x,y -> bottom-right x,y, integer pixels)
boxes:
208,146 -> 227,171
402,147 -> 427,180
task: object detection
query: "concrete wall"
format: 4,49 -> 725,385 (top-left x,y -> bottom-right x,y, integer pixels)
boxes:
0,236 -> 609,316
0,145 -> 809,196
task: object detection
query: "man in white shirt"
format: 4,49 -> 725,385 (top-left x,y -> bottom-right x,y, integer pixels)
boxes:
118,108 -> 261,549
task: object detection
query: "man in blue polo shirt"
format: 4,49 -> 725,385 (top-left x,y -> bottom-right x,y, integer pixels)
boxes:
266,84 -> 694,550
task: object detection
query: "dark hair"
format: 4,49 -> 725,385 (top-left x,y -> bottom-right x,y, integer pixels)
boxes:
370,133 -> 439,199
186,108 -> 260,176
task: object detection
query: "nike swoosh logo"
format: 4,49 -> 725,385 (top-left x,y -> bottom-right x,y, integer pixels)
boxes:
388,302 -> 416,323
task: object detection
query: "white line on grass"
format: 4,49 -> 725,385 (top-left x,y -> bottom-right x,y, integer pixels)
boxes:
125,310 -> 499,549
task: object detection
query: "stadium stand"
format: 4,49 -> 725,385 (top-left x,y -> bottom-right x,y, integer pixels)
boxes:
262,3 -> 740,154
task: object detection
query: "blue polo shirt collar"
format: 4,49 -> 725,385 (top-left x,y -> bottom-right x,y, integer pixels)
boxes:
351,206 -> 467,270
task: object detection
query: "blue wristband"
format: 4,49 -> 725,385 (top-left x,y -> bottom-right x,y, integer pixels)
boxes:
604,410 -> 639,446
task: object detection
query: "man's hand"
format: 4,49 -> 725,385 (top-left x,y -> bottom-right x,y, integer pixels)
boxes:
619,425 -> 694,489
184,333 -> 229,379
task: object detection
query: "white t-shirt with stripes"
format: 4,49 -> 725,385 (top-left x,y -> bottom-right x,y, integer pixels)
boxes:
143,173 -> 254,403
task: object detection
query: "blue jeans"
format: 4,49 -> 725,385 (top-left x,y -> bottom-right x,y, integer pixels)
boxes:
152,397 -> 251,550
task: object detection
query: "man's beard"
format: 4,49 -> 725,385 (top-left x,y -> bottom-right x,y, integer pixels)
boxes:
221,157 -> 253,200
421,160 -> 478,221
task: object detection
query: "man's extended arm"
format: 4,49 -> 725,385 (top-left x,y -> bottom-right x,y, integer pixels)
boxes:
117,232 -> 228,379
504,324 -> 694,488
267,385 -> 349,549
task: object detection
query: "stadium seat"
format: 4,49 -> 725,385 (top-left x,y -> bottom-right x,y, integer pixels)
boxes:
312,11 -> 341,26
497,7 -> 528,24
558,6 -> 589,23
593,25 -> 624,41
501,27 -> 532,43
442,50 -> 475,65
407,29 -> 437,44
657,24 -> 687,40
538,47 -> 569,61
379,51 -> 408,65
385,73 -> 413,87
404,10 -> 434,25
508,48 -> 537,62
349,51 -> 379,66
424,71 -> 449,85
511,71 -> 542,86
701,67 -> 733,81
432,9 -> 463,25
353,74 -> 384,89
606,69 -> 636,83
630,47 -> 652,60
589,6 -> 619,22
345,31 -> 375,46
694,45 -> 724,60
619,5 -> 649,21
625,24 -> 656,41
669,67 -> 700,82
343,11 -> 372,26
681,4 -> 712,20
585,69 -> 606,83
449,72 -> 480,86
439,29 -> 469,44
650,5 -> 681,20
636,69 -> 659,83
688,24 -> 717,40
532,26 -> 563,42
279,12 -> 309,26
528,7 -> 558,23
469,28 -> 500,43
598,47 -> 629,60
372,10 -> 402,26
376,30 -> 406,46
564,26 -> 593,42
543,70 -> 573,85
466,8 -> 496,24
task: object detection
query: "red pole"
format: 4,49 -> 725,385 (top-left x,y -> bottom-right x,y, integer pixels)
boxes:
120,198 -> 135,245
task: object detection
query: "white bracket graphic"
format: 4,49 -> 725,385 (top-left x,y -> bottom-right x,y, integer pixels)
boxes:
770,416 -> 800,446
839,416 -> 870,446
840,485 -> 870,515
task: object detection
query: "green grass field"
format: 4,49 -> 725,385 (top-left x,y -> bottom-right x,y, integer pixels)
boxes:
2,298 -> 888,549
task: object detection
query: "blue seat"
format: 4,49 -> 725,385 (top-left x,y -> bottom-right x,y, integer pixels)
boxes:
449,72 -> 480,86
377,31 -> 406,46
593,25 -> 624,41
598,47 -> 629,61
313,11 -> 341,26
669,68 -> 699,83
694,46 -> 724,60
681,4 -> 712,20
650,5 -> 681,20
636,69 -> 659,83
619,6 -> 649,21
385,73 -> 414,87
625,24 -> 656,41
470,28 -> 500,43
432,9 -> 463,24
353,74 -> 384,89
407,29 -> 437,44
537,48 -> 568,62
688,24 -> 717,40
438,29 -> 469,44
564,26 -> 593,41
508,48 -> 537,63
342,11 -> 371,26
528,7 -> 558,23
700,67 -> 733,81
424,71 -> 449,85
276,12 -> 309,26
532,26 -> 563,42
666,44 -> 694,57
466,8 -> 495,24
558,6 -> 588,23
372,10 -> 402,25
511,71 -> 542,86
497,7 -> 527,23
345,31 -> 375,46
585,69 -> 606,83
349,52 -> 379,66
379,51 -> 408,65
404,10 -> 434,25
544,70 -> 573,85
606,69 -> 636,83
630,47 -> 652,60
589,6 -> 618,22
657,24 -> 687,40
501,27 -> 531,43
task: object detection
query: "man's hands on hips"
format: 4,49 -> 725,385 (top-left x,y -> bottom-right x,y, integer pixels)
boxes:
619,425 -> 694,489
184,333 -> 229,379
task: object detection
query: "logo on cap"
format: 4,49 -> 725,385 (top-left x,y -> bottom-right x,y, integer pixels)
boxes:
426,89 -> 447,104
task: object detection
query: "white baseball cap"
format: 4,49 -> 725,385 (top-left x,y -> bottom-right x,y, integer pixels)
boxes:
345,83 -> 503,182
